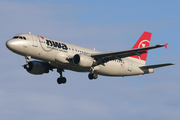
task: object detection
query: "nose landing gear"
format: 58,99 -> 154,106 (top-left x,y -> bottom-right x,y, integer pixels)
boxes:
57,68 -> 67,84
24,56 -> 31,69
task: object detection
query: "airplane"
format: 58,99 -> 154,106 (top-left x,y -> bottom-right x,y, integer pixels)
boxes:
6,31 -> 174,84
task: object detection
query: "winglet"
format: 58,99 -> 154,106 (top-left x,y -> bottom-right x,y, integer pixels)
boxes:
164,43 -> 168,49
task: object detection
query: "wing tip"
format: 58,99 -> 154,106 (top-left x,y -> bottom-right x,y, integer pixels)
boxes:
164,43 -> 168,49
169,63 -> 175,65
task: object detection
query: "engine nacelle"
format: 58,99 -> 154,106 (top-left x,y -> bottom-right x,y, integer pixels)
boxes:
73,54 -> 94,67
25,61 -> 49,75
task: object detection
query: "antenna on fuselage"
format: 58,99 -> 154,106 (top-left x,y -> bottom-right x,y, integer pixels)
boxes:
29,32 -> 31,34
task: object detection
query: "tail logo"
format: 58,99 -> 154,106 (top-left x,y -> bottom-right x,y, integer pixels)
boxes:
138,40 -> 150,49
131,32 -> 152,62
142,44 -> 145,47
137,40 -> 150,60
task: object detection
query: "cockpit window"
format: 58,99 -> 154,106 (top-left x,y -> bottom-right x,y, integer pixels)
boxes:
19,36 -> 23,39
23,37 -> 26,40
13,36 -> 27,40
13,36 -> 19,39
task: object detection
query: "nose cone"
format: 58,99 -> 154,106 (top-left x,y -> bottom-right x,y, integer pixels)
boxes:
6,40 -> 15,51
6,39 -> 24,54
6,40 -> 12,50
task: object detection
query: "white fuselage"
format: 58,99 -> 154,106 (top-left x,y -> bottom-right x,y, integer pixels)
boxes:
6,33 -> 153,77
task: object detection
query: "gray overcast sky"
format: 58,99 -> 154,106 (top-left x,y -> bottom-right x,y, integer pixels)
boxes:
0,0 -> 179,120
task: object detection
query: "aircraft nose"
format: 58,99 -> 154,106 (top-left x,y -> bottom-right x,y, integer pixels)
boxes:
6,39 -> 22,52
6,39 -> 25,54
6,40 -> 14,50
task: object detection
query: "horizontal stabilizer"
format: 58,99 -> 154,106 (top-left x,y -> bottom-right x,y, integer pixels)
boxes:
140,63 -> 174,69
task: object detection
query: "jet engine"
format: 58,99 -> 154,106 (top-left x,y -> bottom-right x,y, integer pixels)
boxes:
73,54 -> 94,67
24,61 -> 49,75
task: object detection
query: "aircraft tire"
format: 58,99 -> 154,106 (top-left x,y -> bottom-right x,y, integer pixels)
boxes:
57,77 -> 67,84
61,77 -> 67,84
57,78 -> 62,84
88,73 -> 94,80
93,73 -> 98,79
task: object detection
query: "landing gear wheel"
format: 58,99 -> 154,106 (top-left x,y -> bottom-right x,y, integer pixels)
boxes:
88,73 -> 98,80
61,77 -> 67,84
57,68 -> 67,84
93,73 -> 98,79
88,73 -> 94,80
57,77 -> 67,84
57,78 -> 61,84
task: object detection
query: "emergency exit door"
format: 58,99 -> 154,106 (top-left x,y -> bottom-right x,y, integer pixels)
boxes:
31,35 -> 38,47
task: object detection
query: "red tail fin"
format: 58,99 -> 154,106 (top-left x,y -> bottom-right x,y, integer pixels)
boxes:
131,32 -> 152,63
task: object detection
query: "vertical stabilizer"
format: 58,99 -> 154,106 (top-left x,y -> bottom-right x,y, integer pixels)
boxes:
131,32 -> 152,65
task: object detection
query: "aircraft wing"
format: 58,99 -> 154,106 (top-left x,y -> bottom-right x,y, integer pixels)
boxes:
91,44 -> 166,65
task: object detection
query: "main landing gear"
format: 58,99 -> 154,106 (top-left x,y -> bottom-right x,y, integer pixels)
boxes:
88,67 -> 98,80
88,73 -> 98,80
57,68 -> 67,84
